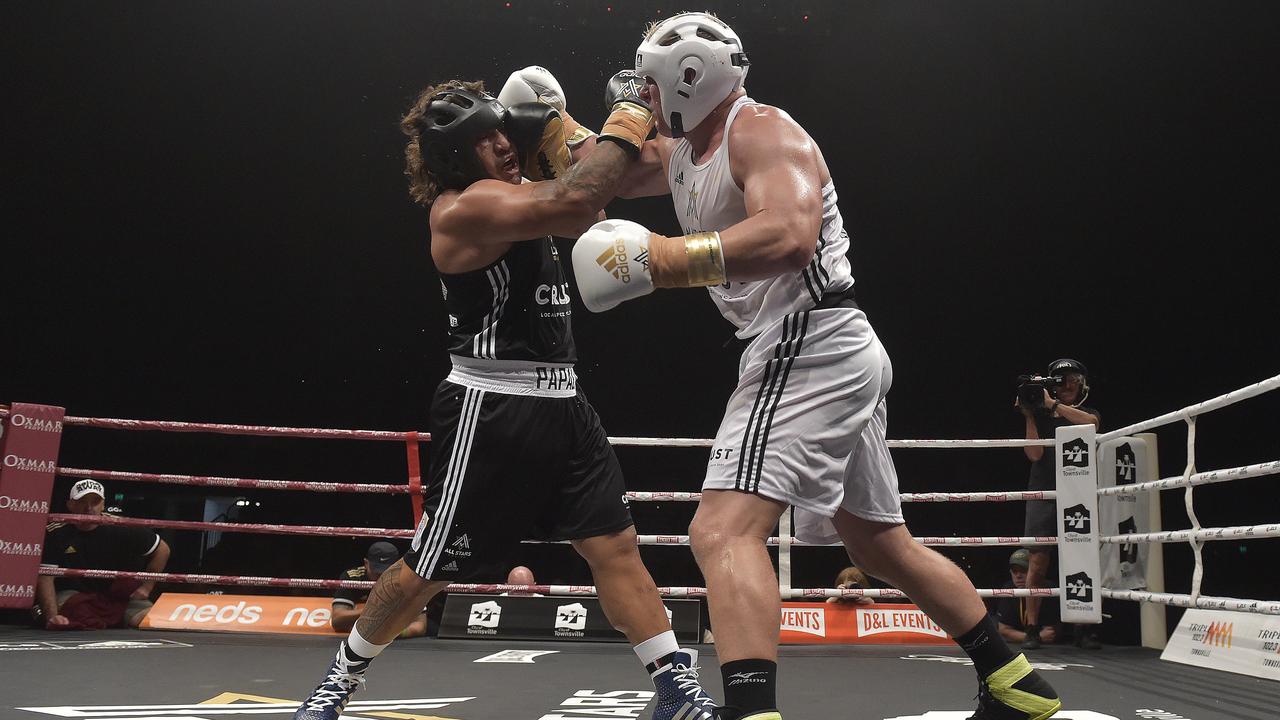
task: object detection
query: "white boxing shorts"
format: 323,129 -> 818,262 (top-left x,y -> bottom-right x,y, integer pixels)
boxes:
703,306 -> 903,544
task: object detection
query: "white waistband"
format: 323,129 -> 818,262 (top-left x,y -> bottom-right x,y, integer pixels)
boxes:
446,356 -> 578,397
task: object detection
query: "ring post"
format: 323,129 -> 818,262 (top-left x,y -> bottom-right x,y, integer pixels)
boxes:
1136,432 -> 1167,648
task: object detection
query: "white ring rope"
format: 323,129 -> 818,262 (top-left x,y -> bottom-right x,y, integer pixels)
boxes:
608,436 -> 1054,449
1096,460 -> 1280,496
1096,373 -> 1280,443
1103,589 -> 1280,616
1100,523 -> 1280,545
524,535 -> 1058,547
625,490 -> 1056,503
1183,414 -> 1205,605
36,566 -> 1057,602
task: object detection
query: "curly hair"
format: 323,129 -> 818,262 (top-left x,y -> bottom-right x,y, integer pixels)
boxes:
400,79 -> 487,208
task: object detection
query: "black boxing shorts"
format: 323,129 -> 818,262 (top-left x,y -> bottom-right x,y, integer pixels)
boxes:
403,378 -> 634,582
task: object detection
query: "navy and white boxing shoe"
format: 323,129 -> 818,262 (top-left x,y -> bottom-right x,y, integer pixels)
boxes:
650,648 -> 717,720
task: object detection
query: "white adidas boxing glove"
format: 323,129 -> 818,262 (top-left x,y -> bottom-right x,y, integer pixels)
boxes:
497,66 -> 567,113
572,219 -> 656,313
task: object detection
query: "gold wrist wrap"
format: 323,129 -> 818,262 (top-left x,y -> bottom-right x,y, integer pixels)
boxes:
599,101 -> 655,155
566,125 -> 597,148
683,232 -> 727,287
649,232 -> 726,288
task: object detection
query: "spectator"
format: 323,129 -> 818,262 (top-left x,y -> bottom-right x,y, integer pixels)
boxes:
826,566 -> 875,606
1017,358 -> 1100,649
332,541 -> 440,638
35,479 -> 170,629
992,549 -> 1058,646
500,565 -> 543,596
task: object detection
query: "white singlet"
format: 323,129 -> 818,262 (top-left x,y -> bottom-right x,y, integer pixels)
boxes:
667,95 -> 854,340
665,95 -> 903,542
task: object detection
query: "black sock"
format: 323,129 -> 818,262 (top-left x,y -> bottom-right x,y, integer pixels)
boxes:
955,614 -> 1017,677
719,659 -> 777,719
645,651 -> 678,675
338,641 -> 372,668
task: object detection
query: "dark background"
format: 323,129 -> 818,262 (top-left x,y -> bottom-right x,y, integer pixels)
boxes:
3,1 -> 1278,633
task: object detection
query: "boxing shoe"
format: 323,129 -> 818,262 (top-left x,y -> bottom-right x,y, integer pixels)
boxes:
650,648 -> 717,720
968,654 -> 1061,720
292,653 -> 367,720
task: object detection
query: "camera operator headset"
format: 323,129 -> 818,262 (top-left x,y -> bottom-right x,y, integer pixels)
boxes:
1015,358 -> 1101,649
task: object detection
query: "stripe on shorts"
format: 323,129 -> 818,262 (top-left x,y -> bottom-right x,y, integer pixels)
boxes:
748,311 -> 809,492
416,387 -> 484,577
736,312 -> 809,492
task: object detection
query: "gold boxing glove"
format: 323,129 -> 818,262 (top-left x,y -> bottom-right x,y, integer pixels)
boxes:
503,102 -> 572,180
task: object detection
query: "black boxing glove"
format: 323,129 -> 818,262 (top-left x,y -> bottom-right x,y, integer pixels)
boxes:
599,70 -> 654,156
604,70 -> 649,111
503,102 -> 572,181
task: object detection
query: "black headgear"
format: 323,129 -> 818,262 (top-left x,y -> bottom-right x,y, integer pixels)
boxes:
421,88 -> 506,190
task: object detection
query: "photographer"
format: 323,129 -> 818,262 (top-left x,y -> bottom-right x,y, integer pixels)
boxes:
1016,358 -> 1100,650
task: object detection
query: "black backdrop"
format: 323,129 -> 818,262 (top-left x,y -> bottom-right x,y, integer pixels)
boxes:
4,2 -> 1278,622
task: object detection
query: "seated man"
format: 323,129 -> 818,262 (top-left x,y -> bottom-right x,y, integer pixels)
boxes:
36,480 -> 170,629
992,549 -> 1058,646
825,566 -> 875,606
333,542 -> 439,638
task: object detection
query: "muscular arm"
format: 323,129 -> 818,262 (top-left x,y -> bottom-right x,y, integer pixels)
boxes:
606,133 -> 674,199
718,109 -> 823,281
434,141 -> 636,245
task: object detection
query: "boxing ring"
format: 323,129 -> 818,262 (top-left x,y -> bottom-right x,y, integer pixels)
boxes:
2,373 -> 1277,720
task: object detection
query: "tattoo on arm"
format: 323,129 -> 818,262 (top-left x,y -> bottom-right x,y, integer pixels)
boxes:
534,141 -> 630,206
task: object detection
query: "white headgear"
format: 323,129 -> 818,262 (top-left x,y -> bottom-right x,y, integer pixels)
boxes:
634,12 -> 750,137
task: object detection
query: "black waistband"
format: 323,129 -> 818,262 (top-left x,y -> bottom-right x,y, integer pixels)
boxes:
724,286 -> 860,350
812,284 -> 858,311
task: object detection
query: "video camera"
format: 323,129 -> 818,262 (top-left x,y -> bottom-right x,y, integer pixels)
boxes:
1016,374 -> 1064,409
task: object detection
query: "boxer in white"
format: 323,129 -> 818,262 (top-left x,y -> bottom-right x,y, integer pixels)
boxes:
572,13 -> 1062,720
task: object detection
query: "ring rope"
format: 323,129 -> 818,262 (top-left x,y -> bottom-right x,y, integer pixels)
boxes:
52,469 -> 1056,504
57,467 -> 412,495
39,567 -> 1280,614
1183,413 -> 1205,605
1101,589 -> 1280,615
34,566 -> 1057,601
1096,372 -> 1280,443
59,415 -> 423,442
1099,523 -> 1280,545
45,514 -> 1059,547
1095,460 -> 1280,496
32,407 -> 1058,450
